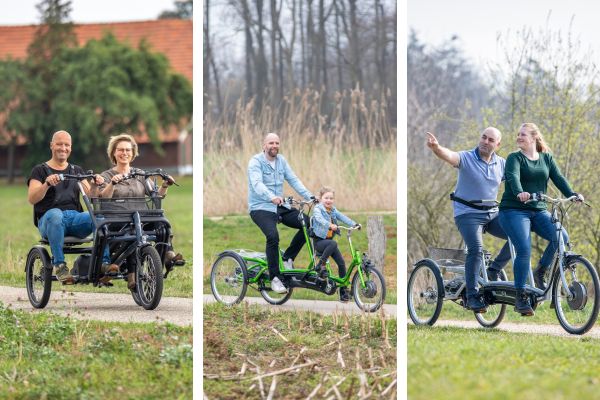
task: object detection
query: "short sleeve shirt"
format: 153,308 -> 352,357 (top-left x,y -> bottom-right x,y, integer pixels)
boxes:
27,163 -> 85,226
99,168 -> 148,198
453,148 -> 505,217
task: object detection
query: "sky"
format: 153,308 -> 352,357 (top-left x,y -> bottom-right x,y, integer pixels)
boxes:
0,0 -> 177,25
408,0 -> 600,73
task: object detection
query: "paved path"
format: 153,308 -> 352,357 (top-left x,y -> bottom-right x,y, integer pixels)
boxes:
420,319 -> 600,338
0,286 -> 192,326
203,294 -> 397,317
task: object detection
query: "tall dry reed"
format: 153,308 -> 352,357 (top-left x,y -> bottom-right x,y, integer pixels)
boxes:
203,88 -> 396,216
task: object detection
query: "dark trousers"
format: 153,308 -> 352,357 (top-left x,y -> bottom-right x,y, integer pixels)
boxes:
250,207 -> 310,279
454,211 -> 511,298
314,238 -> 346,278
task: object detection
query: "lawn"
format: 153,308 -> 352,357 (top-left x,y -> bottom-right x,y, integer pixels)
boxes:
0,302 -> 192,399
408,324 -> 600,399
203,213 -> 397,304
0,177 -> 192,298
204,302 -> 397,399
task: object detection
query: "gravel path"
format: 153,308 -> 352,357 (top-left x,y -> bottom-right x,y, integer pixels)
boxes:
422,319 -> 600,338
0,285 -> 192,326
203,294 -> 397,317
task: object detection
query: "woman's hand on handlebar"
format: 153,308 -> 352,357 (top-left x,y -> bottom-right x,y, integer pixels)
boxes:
111,173 -> 126,185
517,192 -> 531,202
271,196 -> 284,205
161,175 -> 176,188
91,174 -> 104,186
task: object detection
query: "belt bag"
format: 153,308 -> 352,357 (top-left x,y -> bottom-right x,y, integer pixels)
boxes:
450,192 -> 498,211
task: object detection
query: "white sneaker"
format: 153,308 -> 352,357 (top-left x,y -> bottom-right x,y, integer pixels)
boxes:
271,277 -> 288,293
283,259 -> 294,270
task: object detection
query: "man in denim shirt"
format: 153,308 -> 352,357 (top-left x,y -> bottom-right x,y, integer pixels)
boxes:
426,128 -> 511,313
248,133 -> 314,293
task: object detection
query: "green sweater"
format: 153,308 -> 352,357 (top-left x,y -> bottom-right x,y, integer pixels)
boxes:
499,151 -> 575,211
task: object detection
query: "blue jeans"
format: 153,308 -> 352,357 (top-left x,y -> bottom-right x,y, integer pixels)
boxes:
498,209 -> 568,289
454,212 -> 511,298
38,208 -> 110,266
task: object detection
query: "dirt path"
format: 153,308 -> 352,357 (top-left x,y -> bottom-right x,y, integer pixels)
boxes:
0,285 -> 192,326
422,319 -> 600,338
203,294 -> 397,317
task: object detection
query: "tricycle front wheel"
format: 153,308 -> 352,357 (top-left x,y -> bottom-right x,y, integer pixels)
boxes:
352,266 -> 386,312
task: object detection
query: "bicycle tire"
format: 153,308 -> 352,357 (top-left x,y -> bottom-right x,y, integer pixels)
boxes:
475,269 -> 508,328
210,251 -> 248,306
553,255 -> 600,335
25,246 -> 53,309
408,259 -> 444,326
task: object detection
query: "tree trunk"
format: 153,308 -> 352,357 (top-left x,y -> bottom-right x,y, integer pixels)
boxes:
7,135 -> 16,184
241,0 -> 255,101
270,0 -> 279,105
255,0 -> 269,108
334,0 -> 344,92
203,0 -> 210,114
367,215 -> 386,272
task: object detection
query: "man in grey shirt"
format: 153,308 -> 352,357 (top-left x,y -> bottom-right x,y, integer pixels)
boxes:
426,127 -> 511,313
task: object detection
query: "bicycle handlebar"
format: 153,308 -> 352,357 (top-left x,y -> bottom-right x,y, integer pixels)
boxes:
283,196 -> 318,207
528,192 -> 590,207
58,171 -> 96,181
338,224 -> 362,231
121,169 -> 179,186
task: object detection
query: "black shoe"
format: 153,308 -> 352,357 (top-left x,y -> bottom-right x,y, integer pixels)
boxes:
487,268 -> 500,281
533,265 -> 548,291
466,294 -> 487,313
515,288 -> 534,316
339,288 -> 350,303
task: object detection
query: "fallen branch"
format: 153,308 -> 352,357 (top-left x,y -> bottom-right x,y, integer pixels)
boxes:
271,327 -> 289,342
252,361 -> 318,381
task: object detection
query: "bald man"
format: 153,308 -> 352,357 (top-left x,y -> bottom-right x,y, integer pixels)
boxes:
247,133 -> 314,293
426,127 -> 511,313
27,130 -> 106,284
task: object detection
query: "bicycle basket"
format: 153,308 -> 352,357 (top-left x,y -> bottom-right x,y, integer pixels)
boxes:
427,247 -> 466,266
91,197 -> 163,211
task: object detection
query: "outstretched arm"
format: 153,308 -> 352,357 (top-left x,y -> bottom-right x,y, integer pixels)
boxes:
426,132 -> 460,167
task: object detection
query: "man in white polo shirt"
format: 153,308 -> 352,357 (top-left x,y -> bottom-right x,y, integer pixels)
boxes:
426,127 -> 510,313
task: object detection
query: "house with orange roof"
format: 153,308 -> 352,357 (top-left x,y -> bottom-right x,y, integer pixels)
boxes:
0,19 -> 192,177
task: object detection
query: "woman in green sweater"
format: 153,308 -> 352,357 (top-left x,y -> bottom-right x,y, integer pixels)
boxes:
498,123 -> 584,316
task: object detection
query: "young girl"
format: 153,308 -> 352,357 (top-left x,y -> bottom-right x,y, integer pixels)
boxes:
311,186 -> 360,302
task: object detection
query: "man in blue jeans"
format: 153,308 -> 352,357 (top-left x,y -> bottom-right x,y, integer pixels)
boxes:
27,130 -> 109,284
248,133 -> 314,294
426,128 -> 511,313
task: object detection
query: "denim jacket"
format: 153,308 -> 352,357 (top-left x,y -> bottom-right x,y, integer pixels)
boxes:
247,152 -> 313,213
310,203 -> 356,239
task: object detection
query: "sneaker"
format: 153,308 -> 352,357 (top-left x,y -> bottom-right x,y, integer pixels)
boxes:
165,250 -> 185,267
271,276 -> 288,294
283,258 -> 294,270
54,263 -> 74,284
466,294 -> 487,313
515,288 -> 534,316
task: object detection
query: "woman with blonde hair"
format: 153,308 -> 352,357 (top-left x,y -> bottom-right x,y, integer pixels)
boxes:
99,133 -> 181,289
498,123 -> 583,316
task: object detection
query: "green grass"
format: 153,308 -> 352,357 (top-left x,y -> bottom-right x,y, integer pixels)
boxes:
0,177 -> 192,297
204,302 -> 397,399
203,213 -> 397,304
408,325 -> 600,400
0,301 -> 191,399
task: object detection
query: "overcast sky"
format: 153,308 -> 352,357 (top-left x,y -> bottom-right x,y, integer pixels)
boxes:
408,0 -> 600,72
0,0 -> 178,25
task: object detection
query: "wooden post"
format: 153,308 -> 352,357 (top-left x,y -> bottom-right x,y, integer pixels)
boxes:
367,215 -> 386,272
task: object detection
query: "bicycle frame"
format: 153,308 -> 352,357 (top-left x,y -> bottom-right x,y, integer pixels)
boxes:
241,199 -> 365,289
